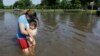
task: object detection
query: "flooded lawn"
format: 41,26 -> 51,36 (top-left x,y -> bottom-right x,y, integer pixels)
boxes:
0,11 -> 100,56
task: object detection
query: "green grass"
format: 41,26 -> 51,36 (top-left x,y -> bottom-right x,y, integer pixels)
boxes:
85,10 -> 97,14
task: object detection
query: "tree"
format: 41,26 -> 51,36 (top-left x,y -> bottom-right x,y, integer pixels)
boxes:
60,0 -> 67,9
41,0 -> 60,9
79,0 -> 87,9
79,0 -> 99,9
19,0 -> 32,8
71,0 -> 82,9
97,0 -> 100,7
13,1 -> 24,8
41,0 -> 48,8
35,4 -> 43,9
0,0 -> 4,9
13,0 -> 32,9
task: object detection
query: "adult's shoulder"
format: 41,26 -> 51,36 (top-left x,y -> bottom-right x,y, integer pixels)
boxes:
18,15 -> 26,22
19,15 -> 26,19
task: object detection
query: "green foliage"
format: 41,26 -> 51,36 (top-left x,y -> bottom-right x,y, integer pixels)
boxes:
0,3 -> 4,8
97,0 -> 100,7
13,1 -> 23,9
60,0 -> 67,9
2,0 -> 99,9
41,0 -> 60,9
60,0 -> 72,9
40,0 -> 82,9
0,0 -> 4,9
71,0 -> 82,9
79,0 -> 99,9
36,4 -> 43,9
13,0 -> 33,9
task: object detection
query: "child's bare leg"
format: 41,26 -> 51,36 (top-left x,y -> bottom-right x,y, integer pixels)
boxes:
27,37 -> 36,56
30,37 -> 36,56
27,40 -> 33,56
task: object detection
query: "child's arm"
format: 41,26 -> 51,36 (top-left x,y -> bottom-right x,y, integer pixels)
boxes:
27,29 -> 32,37
26,24 -> 33,38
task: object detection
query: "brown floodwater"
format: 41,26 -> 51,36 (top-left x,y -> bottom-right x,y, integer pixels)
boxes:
0,11 -> 100,56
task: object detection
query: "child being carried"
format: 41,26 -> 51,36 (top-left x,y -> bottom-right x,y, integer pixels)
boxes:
27,20 -> 37,47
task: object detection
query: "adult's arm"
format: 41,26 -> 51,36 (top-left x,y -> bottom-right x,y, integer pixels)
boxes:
19,23 -> 29,35
26,26 -> 33,38
18,15 -> 29,35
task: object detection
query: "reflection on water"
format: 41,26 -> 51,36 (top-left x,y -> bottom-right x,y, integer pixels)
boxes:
0,12 -> 22,56
0,11 -> 100,56
41,13 -> 58,29
37,12 -> 100,56
93,17 -> 100,37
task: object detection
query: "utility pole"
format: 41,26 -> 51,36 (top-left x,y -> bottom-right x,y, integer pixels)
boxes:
90,0 -> 94,14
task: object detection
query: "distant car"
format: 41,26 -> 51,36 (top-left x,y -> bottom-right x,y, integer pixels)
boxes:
96,7 -> 100,16
98,7 -> 100,11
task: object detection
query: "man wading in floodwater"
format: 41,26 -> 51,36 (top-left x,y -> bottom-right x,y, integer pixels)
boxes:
16,9 -> 38,56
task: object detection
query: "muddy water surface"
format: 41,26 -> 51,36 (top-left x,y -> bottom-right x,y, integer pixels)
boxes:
0,11 -> 100,56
